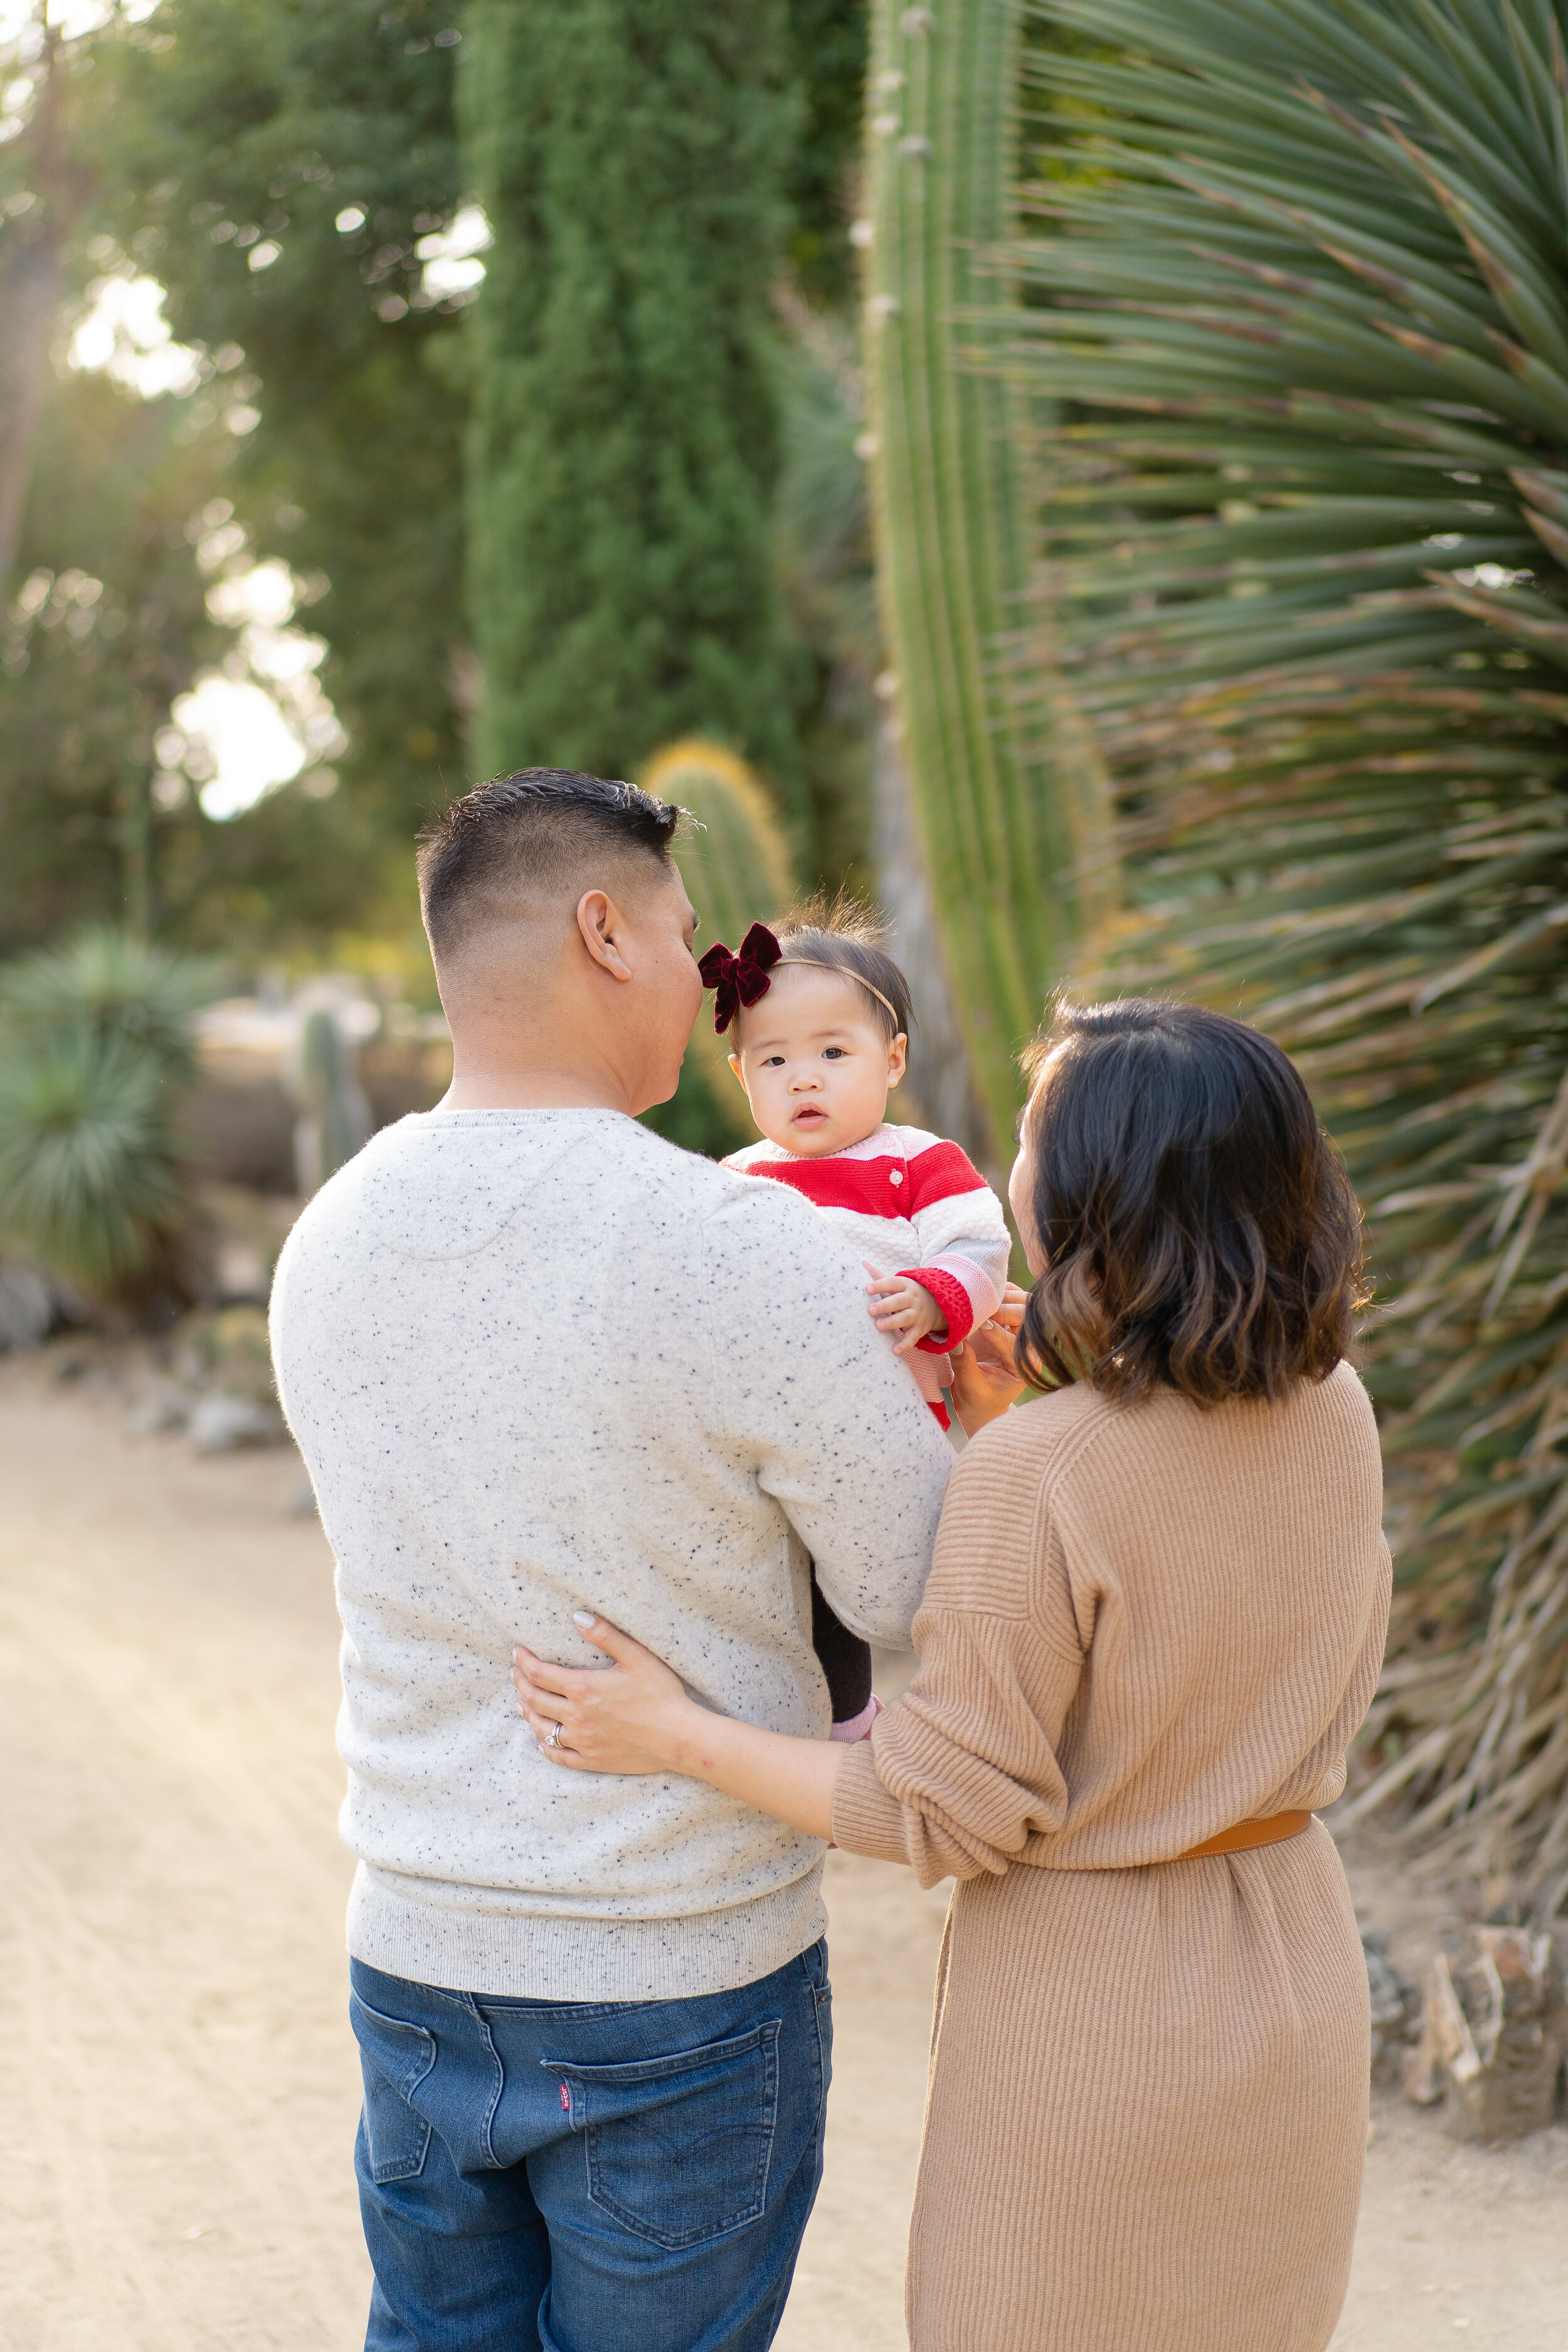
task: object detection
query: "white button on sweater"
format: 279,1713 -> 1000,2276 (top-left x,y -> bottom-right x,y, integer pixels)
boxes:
270,1107 -> 953,2001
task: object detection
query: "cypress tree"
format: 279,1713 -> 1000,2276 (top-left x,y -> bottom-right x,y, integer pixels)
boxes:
460,3 -> 802,805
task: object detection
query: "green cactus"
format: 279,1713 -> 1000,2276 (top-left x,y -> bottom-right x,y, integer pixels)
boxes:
860,0 -> 1114,1160
642,738 -> 797,1152
293,1007 -> 371,1195
647,739 -> 795,952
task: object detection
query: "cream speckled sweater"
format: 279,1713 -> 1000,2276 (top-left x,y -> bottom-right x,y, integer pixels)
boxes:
830,1360 -> 1391,2352
270,1106 -> 953,2002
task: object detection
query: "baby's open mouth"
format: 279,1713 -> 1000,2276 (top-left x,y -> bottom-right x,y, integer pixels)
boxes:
792,1105 -> 827,1124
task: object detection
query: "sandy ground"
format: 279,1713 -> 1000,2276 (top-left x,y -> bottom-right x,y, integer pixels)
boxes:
2,1360 -> 1567,2350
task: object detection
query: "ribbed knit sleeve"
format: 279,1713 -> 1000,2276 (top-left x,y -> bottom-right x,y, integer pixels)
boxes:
830,1416 -> 1085,1885
830,1365 -> 1391,1888
831,1616 -> 1083,1883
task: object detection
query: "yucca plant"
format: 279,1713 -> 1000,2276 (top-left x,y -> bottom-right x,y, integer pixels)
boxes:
0,928 -> 222,1082
642,738 -> 798,1151
0,1025 -> 189,1298
1005,0 -> 1568,1905
0,928 -> 218,1311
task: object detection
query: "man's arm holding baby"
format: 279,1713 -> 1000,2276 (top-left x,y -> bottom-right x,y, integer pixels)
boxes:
510,1297 -> 1027,1830
699,1178 -> 952,1648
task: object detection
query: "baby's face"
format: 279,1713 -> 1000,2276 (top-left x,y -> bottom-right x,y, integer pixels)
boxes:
729,964 -> 906,1158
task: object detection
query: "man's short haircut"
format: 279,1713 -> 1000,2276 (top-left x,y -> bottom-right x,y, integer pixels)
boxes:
771,894 -> 914,1044
418,769 -> 681,961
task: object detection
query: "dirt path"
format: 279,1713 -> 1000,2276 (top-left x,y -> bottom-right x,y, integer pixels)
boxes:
2,1360 -> 1566,2349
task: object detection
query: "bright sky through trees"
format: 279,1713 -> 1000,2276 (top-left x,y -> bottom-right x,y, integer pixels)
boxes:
5,0 -> 359,820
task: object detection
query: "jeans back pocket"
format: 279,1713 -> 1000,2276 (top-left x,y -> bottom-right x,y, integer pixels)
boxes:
543,2018 -> 781,2250
350,1989 -> 437,2184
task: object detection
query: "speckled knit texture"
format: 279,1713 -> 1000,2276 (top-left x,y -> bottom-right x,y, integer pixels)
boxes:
270,1106 -> 952,2001
830,1362 -> 1392,2352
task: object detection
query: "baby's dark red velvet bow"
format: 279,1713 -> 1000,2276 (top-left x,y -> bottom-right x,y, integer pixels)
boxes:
697,922 -> 781,1034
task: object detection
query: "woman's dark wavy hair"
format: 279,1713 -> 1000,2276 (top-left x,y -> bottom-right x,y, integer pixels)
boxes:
1017,998 -> 1367,1406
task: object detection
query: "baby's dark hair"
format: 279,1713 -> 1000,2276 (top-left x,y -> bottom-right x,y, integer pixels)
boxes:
774,894 -> 913,1044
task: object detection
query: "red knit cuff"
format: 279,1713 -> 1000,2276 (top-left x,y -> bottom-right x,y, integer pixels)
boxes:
899,1264 -> 975,1351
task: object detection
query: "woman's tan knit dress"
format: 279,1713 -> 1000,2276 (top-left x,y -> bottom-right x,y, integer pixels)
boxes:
830,1361 -> 1391,2352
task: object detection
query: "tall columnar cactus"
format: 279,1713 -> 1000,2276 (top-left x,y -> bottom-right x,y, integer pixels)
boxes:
291,1006 -> 372,1198
861,0 -> 1113,1163
643,738 -> 797,1150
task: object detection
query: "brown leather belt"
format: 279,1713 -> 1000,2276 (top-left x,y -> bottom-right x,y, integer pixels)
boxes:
1177,1809 -> 1313,1860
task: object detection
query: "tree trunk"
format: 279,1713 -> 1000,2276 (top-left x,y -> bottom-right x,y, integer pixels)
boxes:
0,20 -> 68,588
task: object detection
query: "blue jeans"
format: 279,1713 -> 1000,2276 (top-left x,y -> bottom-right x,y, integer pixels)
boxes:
349,1942 -> 832,2352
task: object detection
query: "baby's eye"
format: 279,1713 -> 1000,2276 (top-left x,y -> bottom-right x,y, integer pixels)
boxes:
761,1054 -> 785,1067
823,1047 -> 846,1061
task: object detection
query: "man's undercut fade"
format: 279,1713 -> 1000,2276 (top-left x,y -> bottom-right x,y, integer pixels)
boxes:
418,769 -> 681,963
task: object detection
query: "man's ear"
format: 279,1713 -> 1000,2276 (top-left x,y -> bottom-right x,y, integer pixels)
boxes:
887,1032 -> 909,1087
576,889 -> 634,983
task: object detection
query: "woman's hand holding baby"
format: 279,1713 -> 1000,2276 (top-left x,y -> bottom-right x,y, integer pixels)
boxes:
948,1282 -> 1030,1433
864,1267 -> 948,1356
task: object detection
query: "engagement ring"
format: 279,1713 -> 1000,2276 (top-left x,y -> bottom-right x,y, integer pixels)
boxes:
544,1722 -> 564,1749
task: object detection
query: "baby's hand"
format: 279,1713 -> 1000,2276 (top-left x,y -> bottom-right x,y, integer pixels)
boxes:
864,1267 -> 948,1359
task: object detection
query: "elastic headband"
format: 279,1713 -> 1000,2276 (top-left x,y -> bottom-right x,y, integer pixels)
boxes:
696,922 -> 902,1036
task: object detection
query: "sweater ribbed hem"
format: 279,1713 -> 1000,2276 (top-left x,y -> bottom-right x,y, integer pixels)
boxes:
346,1863 -> 829,2002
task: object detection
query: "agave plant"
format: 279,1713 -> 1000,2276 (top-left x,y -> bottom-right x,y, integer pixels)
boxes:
996,0 -> 1568,1904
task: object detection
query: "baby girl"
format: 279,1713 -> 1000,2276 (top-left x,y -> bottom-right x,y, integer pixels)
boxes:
698,906 -> 1012,1738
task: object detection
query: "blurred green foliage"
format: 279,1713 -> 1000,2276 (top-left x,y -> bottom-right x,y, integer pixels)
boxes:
784,0 -> 870,308
0,0 -> 874,1021
1,929 -> 220,1075
100,0 -> 472,843
461,1 -> 803,808
0,373 -> 222,950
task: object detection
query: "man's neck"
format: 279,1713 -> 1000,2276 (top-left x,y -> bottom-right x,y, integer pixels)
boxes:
440,1059 -> 632,1113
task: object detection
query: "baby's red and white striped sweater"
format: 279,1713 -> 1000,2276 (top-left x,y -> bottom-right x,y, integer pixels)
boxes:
724,1123 -> 1011,1411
